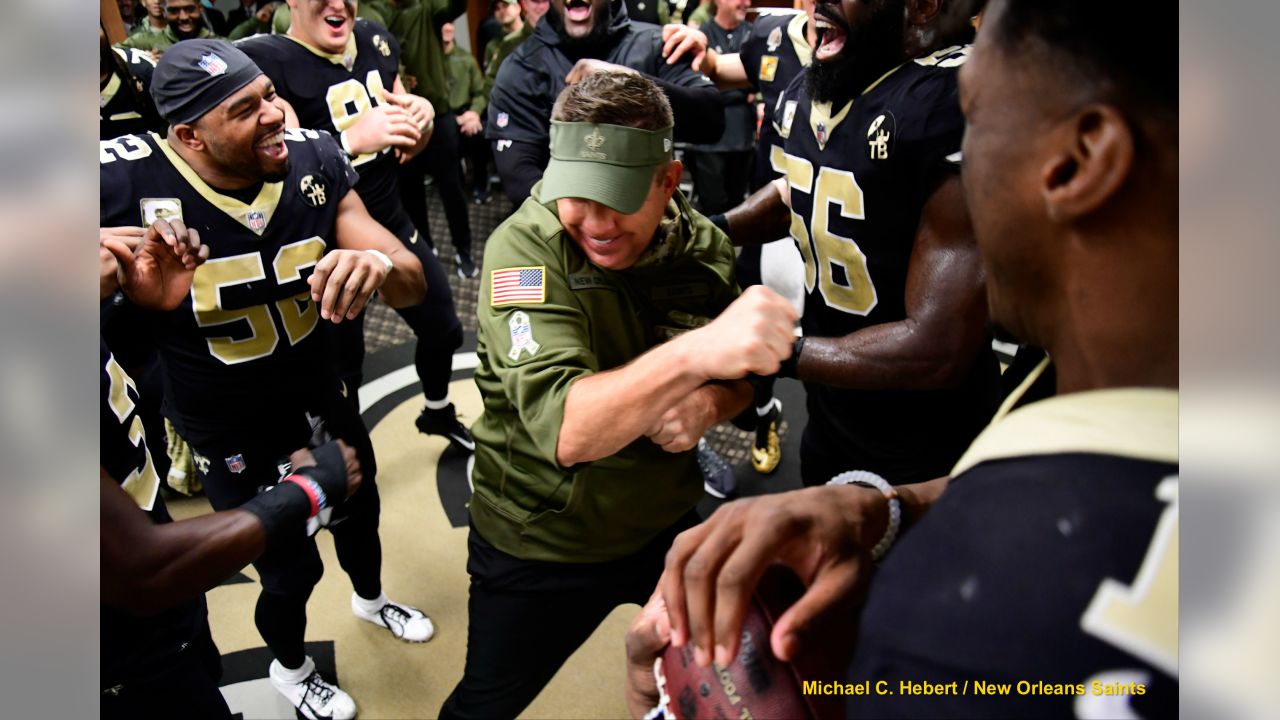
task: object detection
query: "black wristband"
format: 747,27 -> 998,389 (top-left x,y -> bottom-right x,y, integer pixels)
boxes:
241,482 -> 311,540
708,212 -> 730,236
777,336 -> 805,379
298,440 -> 349,511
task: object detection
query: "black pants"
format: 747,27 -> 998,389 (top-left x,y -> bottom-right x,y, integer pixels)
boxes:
188,390 -> 383,670
689,149 -> 753,216
438,515 -> 699,720
322,216 -> 464,404
399,111 -> 474,258
459,121 -> 491,195
102,621 -> 231,720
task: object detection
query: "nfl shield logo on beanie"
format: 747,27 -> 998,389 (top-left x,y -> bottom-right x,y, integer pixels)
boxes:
198,52 -> 228,76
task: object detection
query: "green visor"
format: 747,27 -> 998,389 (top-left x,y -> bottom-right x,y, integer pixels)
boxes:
539,121 -> 674,215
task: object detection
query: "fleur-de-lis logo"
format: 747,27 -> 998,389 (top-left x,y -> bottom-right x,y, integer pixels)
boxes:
580,128 -> 607,159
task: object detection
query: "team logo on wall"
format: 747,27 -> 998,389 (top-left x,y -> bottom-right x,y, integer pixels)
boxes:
300,175 -> 328,207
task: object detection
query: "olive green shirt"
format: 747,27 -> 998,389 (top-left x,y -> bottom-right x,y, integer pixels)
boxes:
471,183 -> 739,563
482,21 -> 533,97
118,26 -> 220,53
228,17 -> 269,41
390,0 -> 469,113
444,45 -> 486,116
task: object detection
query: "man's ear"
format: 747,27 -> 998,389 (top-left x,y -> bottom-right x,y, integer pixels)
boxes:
1041,104 -> 1134,223
171,123 -> 204,151
661,159 -> 683,198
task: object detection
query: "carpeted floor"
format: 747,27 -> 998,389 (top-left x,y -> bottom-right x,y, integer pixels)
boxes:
166,186 -> 809,719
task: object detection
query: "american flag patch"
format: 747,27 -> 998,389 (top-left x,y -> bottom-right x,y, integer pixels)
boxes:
491,266 -> 546,306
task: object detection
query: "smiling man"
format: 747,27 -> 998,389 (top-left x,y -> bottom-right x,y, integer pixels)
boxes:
240,0 -> 479,453
99,39 -> 428,720
486,0 -> 724,204
440,72 -> 798,720
701,0 -> 998,489
120,0 -> 222,56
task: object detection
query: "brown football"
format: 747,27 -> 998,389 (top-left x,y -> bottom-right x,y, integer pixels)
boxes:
655,567 -> 838,720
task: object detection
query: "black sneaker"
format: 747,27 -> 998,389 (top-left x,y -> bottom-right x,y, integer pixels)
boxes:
415,403 -> 475,452
697,439 -> 737,499
456,254 -> 479,279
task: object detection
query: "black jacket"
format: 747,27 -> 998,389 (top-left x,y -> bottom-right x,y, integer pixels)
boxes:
486,0 -> 722,203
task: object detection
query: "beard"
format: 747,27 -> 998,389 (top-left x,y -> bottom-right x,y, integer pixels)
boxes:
205,134 -> 289,185
806,0 -> 906,106
173,20 -> 205,40
549,1 -> 615,51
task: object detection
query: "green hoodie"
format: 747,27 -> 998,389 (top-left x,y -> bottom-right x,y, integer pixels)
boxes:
471,183 -> 738,563
118,25 -> 219,53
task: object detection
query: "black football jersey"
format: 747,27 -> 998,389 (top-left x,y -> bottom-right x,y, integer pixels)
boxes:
739,9 -> 810,188
777,46 -> 999,482
99,130 -> 357,435
848,387 -> 1179,718
100,46 -> 164,140
239,20 -> 405,228
100,341 -> 205,690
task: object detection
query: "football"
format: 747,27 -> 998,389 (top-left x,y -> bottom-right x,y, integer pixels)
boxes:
654,567 -> 837,720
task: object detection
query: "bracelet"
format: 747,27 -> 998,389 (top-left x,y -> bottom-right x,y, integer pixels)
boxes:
280,473 -> 328,518
827,470 -> 900,561
365,249 -> 394,274
339,129 -> 356,157
777,336 -> 805,379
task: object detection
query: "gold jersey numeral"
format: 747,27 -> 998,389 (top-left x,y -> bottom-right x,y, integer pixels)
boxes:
324,70 -> 389,167
104,354 -> 160,511
784,152 -> 876,315
1081,476 -> 1179,676
190,237 -> 326,365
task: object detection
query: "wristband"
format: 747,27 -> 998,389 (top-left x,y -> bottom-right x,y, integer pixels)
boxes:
776,336 -> 805,379
828,470 -> 900,561
365,249 -> 394,275
240,481 -> 311,539
280,473 -> 327,517
339,129 -> 356,157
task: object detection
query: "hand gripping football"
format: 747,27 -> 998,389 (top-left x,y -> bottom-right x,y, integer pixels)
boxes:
654,567 -> 838,720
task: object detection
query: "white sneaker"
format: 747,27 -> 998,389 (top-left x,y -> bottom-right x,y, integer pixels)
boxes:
269,656 -> 357,720
351,593 -> 436,642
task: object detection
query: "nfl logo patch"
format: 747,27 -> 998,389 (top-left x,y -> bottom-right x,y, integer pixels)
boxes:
816,122 -> 827,147
198,52 -> 228,77
225,454 -> 247,474
247,210 -> 266,231
497,112 -> 509,128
